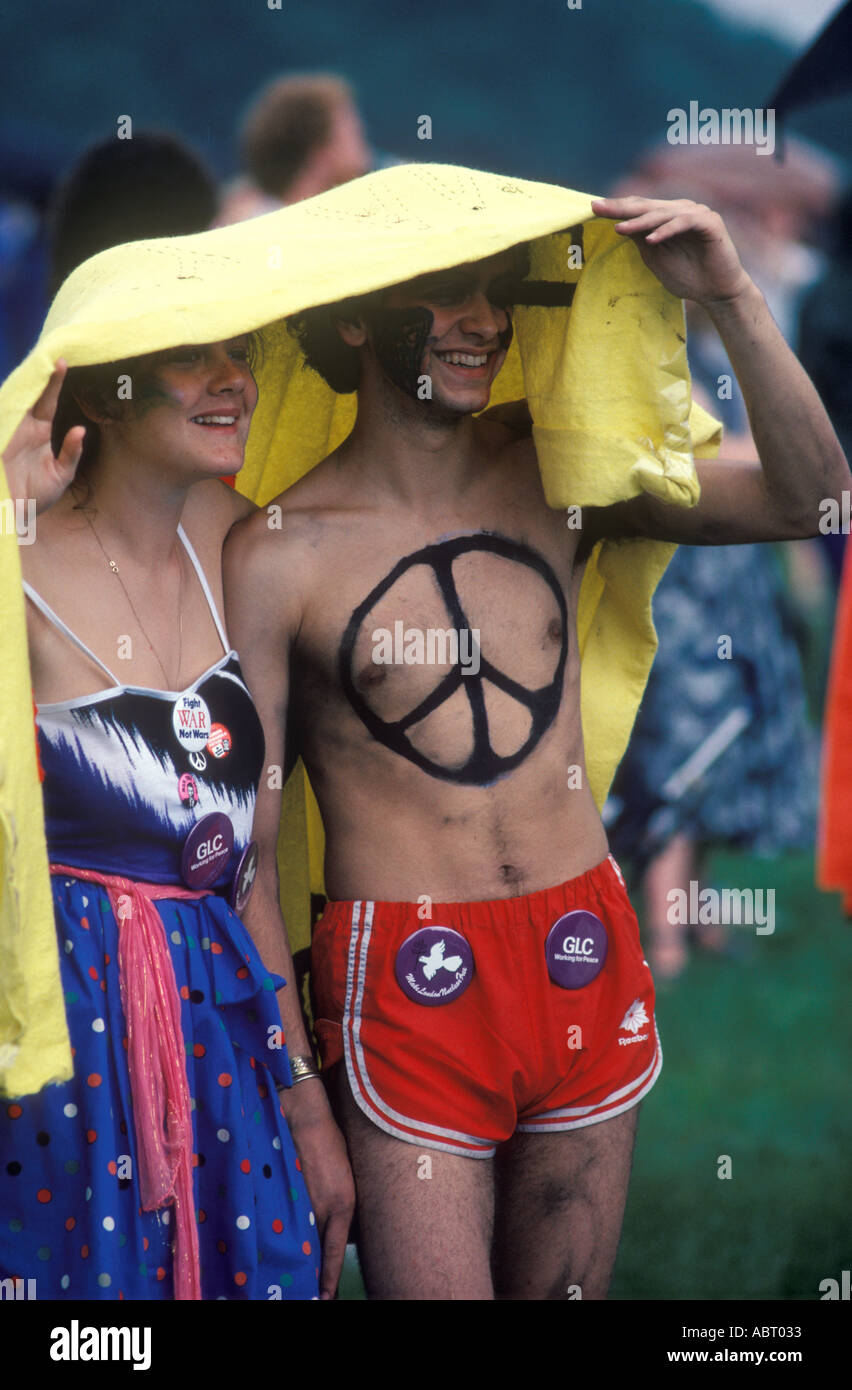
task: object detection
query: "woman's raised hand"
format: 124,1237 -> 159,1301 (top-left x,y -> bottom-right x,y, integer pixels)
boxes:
2,360 -> 86,513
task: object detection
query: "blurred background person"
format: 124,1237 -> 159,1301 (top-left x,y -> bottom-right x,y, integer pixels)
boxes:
798,186 -> 852,588
217,72 -> 372,225
604,139 -> 838,979
0,129 -> 219,378
48,131 -> 218,296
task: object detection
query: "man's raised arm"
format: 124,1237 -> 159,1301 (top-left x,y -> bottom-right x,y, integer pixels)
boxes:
584,196 -> 849,547
223,510 -> 355,1300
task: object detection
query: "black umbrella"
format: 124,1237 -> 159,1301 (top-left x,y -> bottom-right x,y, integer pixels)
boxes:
769,0 -> 852,123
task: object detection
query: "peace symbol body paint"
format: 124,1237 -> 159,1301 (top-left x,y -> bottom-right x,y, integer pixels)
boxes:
339,534 -> 568,785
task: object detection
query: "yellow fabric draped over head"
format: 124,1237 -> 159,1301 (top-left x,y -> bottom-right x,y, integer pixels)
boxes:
0,162 -> 720,1095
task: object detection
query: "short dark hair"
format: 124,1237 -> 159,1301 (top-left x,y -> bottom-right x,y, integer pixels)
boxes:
49,132 -> 217,296
241,74 -> 354,198
288,243 -> 532,395
287,293 -> 380,394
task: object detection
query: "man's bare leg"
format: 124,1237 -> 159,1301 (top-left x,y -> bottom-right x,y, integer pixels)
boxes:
492,1106 -> 640,1300
332,1065 -> 495,1299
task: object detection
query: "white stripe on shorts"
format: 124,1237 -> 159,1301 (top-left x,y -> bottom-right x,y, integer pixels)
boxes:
341,900 -> 496,1157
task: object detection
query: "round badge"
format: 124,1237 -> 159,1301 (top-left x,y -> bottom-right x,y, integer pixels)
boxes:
188,750 -> 207,773
180,813 -> 234,890
178,772 -> 199,808
545,910 -> 608,989
172,692 -> 212,751
394,926 -> 474,1006
229,841 -> 259,914
206,723 -> 232,759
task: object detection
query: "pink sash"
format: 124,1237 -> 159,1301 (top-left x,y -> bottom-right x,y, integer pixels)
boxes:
51,864 -> 208,1301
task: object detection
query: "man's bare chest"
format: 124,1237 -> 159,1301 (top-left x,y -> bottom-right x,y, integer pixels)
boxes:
295,525 -> 583,786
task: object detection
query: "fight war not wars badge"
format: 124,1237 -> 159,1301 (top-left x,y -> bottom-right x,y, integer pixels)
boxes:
545,910 -> 608,989
395,926 -> 474,1006
172,693 -> 211,751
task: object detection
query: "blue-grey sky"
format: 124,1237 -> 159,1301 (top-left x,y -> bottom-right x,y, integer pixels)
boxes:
701,0 -> 841,43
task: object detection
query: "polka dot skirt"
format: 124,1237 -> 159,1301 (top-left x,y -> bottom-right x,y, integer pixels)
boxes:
0,880 -> 320,1300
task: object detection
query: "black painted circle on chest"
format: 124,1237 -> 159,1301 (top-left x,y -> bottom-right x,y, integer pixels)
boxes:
339,534 -> 569,785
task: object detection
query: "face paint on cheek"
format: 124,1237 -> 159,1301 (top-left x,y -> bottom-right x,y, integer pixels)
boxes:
366,305 -> 435,399
129,371 -> 192,419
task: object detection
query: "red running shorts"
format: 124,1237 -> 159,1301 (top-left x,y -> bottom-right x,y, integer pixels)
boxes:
312,853 -> 661,1157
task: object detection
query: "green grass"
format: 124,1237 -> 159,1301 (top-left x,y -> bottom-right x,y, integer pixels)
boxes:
612,850 -> 852,1300
338,851 -> 852,1300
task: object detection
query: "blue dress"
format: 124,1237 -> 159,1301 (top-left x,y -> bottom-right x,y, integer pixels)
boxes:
0,527 -> 319,1300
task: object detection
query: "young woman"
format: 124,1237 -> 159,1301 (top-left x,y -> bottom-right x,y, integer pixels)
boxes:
0,343 -> 351,1299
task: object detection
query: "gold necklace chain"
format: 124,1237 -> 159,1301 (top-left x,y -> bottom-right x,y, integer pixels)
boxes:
84,510 -> 184,690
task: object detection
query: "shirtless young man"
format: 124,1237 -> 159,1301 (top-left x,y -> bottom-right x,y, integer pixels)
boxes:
225,196 -> 848,1301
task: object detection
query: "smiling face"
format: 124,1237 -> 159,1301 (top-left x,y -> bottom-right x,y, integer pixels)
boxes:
84,337 -> 258,482
365,250 -> 520,415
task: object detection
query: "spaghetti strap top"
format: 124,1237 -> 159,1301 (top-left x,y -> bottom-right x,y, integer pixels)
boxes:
23,524 -> 229,688
26,525 -> 265,887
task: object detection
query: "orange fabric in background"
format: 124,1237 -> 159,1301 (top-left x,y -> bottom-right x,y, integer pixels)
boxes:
818,538 -> 852,914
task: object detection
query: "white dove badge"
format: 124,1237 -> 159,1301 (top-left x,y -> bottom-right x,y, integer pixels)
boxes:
395,926 -> 475,1006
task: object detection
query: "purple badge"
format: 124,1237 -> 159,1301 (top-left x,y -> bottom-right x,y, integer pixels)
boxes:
395,926 -> 474,1006
545,910 -> 608,989
181,812 -> 234,890
229,841 -> 259,915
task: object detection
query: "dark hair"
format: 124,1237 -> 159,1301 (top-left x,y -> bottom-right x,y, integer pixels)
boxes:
287,243 -> 532,395
287,294 -> 379,394
241,74 -> 354,198
49,360 -> 131,506
49,131 -> 217,296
